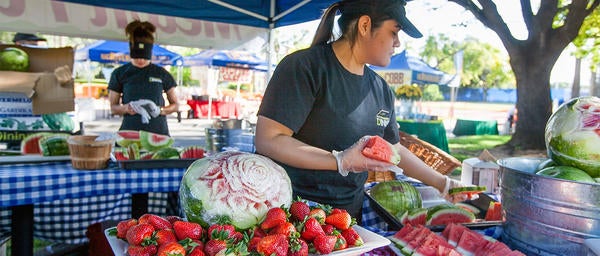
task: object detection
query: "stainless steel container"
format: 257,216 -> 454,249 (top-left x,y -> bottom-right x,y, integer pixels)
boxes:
498,157 -> 600,256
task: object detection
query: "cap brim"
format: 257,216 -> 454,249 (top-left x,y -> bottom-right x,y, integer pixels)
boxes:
399,17 -> 423,38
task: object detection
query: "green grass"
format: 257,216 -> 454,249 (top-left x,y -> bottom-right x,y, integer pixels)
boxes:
447,135 -> 511,177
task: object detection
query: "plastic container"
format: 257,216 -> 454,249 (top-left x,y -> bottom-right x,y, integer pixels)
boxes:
67,135 -> 114,170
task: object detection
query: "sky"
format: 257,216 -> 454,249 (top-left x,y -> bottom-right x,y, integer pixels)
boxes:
284,0 -> 587,85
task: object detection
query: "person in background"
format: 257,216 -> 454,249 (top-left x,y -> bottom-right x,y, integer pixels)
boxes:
13,33 -> 47,47
108,20 -> 179,136
255,0 -> 469,223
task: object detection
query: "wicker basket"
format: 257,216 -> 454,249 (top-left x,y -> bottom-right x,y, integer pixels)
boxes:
67,135 -> 114,170
398,130 -> 461,175
366,170 -> 397,183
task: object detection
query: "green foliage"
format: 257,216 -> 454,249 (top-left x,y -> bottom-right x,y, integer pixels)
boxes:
572,8 -> 600,70
422,84 -> 444,101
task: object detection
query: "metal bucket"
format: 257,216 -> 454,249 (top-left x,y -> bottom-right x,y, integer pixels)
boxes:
498,157 -> 600,256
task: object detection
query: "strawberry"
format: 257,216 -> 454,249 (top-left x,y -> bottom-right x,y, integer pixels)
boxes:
126,223 -> 155,246
252,226 -> 267,238
173,220 -> 203,240
204,230 -> 231,256
207,224 -> 236,240
154,228 -> 178,246
321,224 -> 335,235
188,246 -> 206,256
341,227 -> 364,247
139,214 -> 172,230
289,200 -> 310,222
157,241 -> 186,256
300,217 -> 325,241
313,234 -> 337,254
165,215 -> 184,224
247,236 -> 262,252
269,222 -> 297,236
256,234 -> 289,256
330,208 -> 348,215
126,244 -> 157,256
288,232 -> 308,256
334,233 -> 348,251
180,238 -> 203,253
325,212 -> 352,230
116,218 -> 138,239
260,207 -> 288,230
308,208 -> 327,224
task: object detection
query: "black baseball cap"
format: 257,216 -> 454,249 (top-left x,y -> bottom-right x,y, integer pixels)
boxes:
13,33 -> 47,43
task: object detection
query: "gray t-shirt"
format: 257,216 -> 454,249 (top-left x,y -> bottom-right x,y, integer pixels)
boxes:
258,44 -> 399,219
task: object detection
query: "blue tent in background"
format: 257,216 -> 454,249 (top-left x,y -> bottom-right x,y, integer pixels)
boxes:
371,51 -> 448,85
183,49 -> 267,71
75,40 -> 183,66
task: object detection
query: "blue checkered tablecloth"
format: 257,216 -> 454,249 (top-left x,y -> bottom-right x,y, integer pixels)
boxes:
0,161 -> 186,244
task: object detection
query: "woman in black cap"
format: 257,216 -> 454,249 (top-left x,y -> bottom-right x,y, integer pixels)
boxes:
107,20 -> 179,136
255,0 -> 469,223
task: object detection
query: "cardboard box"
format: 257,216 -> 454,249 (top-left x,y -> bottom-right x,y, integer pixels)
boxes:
461,154 -> 500,194
0,44 -> 74,114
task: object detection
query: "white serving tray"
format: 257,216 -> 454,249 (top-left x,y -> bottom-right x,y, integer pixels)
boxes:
105,225 -> 390,256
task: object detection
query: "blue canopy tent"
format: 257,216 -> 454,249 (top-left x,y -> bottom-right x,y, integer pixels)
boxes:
75,40 -> 183,66
183,49 -> 267,70
370,50 -> 448,86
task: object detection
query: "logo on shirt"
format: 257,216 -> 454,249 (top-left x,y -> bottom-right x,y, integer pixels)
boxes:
376,109 -> 390,127
149,77 -> 162,83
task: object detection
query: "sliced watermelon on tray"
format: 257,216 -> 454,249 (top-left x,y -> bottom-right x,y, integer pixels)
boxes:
426,204 -> 475,226
484,201 -> 503,221
455,228 -> 488,256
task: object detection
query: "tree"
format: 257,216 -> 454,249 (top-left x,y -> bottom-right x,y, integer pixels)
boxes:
420,35 -> 514,100
571,8 -> 600,97
448,0 -> 600,150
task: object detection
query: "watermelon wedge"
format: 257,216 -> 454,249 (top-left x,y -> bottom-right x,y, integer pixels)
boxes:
399,207 -> 428,226
442,223 -> 471,247
455,228 -> 488,256
448,186 -> 487,200
454,202 -> 481,215
426,204 -> 475,226
389,223 -> 416,245
401,227 -> 432,255
115,130 -> 141,148
361,135 -> 401,164
139,130 -> 174,151
20,132 -> 49,155
179,146 -> 205,159
484,201 -> 503,221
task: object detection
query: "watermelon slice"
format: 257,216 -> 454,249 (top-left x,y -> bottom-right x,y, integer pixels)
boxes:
389,223 -> 415,245
179,146 -> 205,159
455,228 -> 488,256
115,130 -> 140,147
399,207 -> 428,226
426,204 -> 475,226
139,130 -> 174,151
448,186 -> 487,200
113,148 -> 129,160
401,227 -> 432,254
20,132 -> 49,155
361,135 -> 401,164
484,201 -> 503,221
454,202 -> 481,216
391,224 -> 424,248
442,223 -> 470,247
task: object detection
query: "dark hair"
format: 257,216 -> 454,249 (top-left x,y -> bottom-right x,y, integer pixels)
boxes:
125,20 -> 156,44
311,0 -> 421,47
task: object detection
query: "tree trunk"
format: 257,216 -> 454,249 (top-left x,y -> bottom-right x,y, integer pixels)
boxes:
591,69 -> 599,97
508,49 -> 554,150
571,58 -> 581,98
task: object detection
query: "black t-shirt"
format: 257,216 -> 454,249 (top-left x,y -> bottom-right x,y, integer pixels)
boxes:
258,44 -> 399,218
108,63 -> 176,136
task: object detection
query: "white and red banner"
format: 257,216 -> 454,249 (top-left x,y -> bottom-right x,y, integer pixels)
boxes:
0,0 -> 267,49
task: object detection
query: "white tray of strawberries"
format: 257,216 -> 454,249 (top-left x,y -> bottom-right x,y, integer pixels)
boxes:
105,200 -> 390,256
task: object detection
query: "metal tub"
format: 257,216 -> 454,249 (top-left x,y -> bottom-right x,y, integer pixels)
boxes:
498,157 -> 600,256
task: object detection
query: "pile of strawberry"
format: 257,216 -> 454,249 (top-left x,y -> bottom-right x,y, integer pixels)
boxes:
109,198 -> 365,256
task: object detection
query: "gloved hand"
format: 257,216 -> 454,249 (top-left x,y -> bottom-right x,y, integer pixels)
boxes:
440,176 -> 477,203
332,135 -> 396,176
129,99 -> 160,124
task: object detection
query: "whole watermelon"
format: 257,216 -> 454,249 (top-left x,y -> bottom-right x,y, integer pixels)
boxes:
179,151 -> 292,229
0,47 -> 29,71
370,180 -> 422,217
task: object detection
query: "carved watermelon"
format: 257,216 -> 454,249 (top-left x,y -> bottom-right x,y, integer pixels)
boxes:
115,130 -> 141,148
20,132 -> 49,155
113,148 -> 129,161
426,204 -> 475,226
180,146 -> 205,159
139,130 -> 174,151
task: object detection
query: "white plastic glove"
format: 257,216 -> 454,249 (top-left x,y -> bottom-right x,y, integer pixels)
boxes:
440,176 -> 478,203
332,135 -> 396,176
129,99 -> 160,124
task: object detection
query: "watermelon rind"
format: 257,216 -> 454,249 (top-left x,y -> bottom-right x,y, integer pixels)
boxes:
139,130 -> 174,151
38,134 -> 70,156
448,186 -> 487,195
151,147 -> 180,159
426,204 -> 475,226
454,202 -> 481,215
